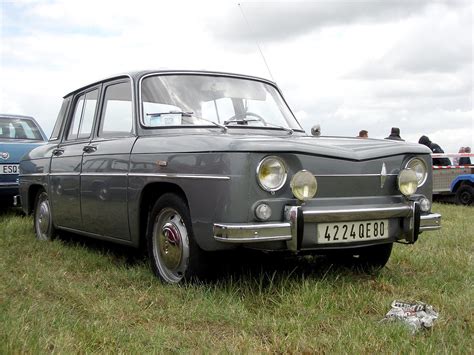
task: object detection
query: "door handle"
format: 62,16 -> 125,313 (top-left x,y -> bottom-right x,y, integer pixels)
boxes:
83,145 -> 97,153
52,148 -> 64,156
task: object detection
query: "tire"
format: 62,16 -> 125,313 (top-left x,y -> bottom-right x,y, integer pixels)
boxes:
330,243 -> 393,271
34,191 -> 56,240
455,185 -> 473,206
147,193 -> 208,283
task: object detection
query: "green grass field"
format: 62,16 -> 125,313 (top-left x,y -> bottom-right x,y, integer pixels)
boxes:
1,203 -> 472,353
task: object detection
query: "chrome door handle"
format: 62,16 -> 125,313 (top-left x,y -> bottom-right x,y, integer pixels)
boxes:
52,148 -> 64,156
83,145 -> 97,153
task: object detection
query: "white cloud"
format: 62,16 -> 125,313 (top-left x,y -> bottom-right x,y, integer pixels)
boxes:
0,0 -> 472,153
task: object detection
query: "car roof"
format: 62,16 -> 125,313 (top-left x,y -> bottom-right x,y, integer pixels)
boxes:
63,70 -> 277,98
0,113 -> 36,121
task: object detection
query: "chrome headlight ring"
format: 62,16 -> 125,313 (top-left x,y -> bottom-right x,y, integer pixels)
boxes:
405,157 -> 428,187
256,156 -> 288,192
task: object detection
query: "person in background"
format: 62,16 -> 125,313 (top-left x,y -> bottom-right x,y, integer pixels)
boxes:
418,135 -> 451,166
453,147 -> 464,165
385,127 -> 404,141
459,146 -> 471,165
358,130 -> 368,138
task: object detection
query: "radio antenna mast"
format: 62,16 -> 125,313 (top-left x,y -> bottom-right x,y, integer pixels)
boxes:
238,3 -> 275,81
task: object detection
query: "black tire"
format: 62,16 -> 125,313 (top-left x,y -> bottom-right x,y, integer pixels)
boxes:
455,185 -> 473,206
34,191 -> 56,240
329,243 -> 393,271
147,193 -> 208,283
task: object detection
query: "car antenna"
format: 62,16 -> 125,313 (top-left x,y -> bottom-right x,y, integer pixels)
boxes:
238,3 -> 275,82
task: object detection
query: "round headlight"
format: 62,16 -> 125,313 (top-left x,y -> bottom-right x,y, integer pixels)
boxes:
398,169 -> 418,196
290,170 -> 317,201
256,156 -> 287,192
405,158 -> 427,187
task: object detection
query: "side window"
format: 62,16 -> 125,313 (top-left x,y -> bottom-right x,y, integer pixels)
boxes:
78,90 -> 98,139
67,89 -> 99,140
99,81 -> 133,137
50,98 -> 70,141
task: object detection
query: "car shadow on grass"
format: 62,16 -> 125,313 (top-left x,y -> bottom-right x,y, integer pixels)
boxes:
54,230 -> 379,285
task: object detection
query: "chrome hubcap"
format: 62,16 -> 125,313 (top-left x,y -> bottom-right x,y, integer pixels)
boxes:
36,198 -> 51,240
152,208 -> 189,283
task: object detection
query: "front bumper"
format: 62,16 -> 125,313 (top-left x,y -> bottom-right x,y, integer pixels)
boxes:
213,202 -> 441,250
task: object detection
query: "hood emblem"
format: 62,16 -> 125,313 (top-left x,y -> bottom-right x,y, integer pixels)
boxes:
380,162 -> 387,188
1,152 -> 9,160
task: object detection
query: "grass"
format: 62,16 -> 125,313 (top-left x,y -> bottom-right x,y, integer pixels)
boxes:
0,203 -> 472,353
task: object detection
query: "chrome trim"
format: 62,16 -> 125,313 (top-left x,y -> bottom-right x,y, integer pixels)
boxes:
49,172 -> 81,176
129,173 -> 230,180
0,182 -> 18,187
19,173 -> 48,177
405,157 -> 428,187
420,213 -> 442,231
81,172 -> 127,177
380,162 -> 387,188
302,204 -> 412,223
13,195 -> 21,207
284,205 -> 299,251
314,173 -> 398,177
213,222 -> 291,243
256,156 -> 287,192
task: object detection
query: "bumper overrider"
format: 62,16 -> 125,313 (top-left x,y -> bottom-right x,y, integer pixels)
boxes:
213,202 -> 441,251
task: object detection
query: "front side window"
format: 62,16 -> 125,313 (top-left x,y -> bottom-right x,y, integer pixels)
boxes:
99,81 -> 133,137
67,89 -> 98,140
50,98 -> 70,141
141,75 -> 302,130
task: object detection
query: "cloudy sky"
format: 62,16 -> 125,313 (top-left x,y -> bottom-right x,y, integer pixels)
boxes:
1,0 -> 472,152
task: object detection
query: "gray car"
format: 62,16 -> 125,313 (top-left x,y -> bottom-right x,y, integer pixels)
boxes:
19,70 -> 441,283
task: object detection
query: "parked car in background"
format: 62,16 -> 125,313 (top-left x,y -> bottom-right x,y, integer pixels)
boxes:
431,153 -> 473,205
0,114 -> 46,205
19,70 -> 441,283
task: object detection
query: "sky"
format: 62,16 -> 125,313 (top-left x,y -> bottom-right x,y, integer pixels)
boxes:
0,0 -> 472,153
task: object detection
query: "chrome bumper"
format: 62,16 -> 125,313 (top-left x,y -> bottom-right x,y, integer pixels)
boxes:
213,203 -> 441,248
420,213 -> 441,231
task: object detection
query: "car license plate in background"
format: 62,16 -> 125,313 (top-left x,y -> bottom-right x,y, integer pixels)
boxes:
0,164 -> 19,174
317,219 -> 388,244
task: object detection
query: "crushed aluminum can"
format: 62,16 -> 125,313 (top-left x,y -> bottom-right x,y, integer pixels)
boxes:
383,300 -> 439,332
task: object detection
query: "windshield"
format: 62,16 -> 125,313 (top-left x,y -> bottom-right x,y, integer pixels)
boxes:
0,117 -> 44,140
141,75 -> 302,130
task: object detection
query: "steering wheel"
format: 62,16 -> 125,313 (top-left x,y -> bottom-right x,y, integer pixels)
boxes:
225,112 -> 266,125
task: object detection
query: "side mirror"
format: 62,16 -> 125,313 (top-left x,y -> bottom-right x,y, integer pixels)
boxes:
311,124 -> 321,137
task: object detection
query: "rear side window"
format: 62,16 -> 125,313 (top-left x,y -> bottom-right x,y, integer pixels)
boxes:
67,89 -> 99,140
0,118 -> 44,140
99,81 -> 133,138
50,98 -> 70,141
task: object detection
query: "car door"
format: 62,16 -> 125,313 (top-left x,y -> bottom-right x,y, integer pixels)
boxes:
50,87 -> 100,230
80,79 -> 136,239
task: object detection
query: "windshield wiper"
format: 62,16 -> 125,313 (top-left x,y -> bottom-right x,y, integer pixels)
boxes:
223,117 -> 293,135
146,111 -> 227,132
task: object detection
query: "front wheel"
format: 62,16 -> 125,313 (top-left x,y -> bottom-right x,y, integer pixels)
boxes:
147,193 -> 208,283
34,191 -> 56,240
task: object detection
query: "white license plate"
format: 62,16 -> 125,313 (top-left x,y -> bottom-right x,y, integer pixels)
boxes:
317,219 -> 389,244
0,164 -> 19,174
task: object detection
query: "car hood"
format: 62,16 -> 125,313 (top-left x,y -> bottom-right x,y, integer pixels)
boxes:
137,132 -> 431,161
0,140 -> 45,163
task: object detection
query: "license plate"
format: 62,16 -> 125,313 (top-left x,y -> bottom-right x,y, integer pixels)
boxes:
0,164 -> 19,174
317,219 -> 388,244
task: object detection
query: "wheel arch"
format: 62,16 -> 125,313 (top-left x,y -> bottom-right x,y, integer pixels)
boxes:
138,182 -> 189,248
27,184 -> 46,214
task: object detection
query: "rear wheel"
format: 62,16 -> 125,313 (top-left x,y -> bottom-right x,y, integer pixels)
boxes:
455,185 -> 473,206
147,193 -> 208,283
34,191 -> 56,240
330,243 -> 393,271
